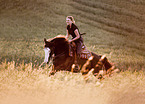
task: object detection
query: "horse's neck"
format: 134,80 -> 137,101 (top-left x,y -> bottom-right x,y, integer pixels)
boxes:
54,44 -> 69,56
54,48 -> 65,55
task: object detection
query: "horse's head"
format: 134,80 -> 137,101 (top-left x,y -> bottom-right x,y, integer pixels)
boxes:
43,35 -> 69,63
44,38 -> 53,48
43,38 -> 54,63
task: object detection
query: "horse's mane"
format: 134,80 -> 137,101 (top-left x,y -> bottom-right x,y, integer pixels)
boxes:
55,35 -> 66,38
47,35 -> 68,43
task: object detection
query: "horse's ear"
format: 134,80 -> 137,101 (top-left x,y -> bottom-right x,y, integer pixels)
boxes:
44,38 -> 46,42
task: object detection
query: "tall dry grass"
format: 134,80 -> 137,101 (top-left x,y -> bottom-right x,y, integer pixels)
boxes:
0,61 -> 145,104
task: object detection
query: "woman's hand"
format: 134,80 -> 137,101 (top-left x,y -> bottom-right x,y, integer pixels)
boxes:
68,40 -> 72,43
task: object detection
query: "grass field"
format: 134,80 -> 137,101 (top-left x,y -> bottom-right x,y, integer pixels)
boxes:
0,0 -> 145,103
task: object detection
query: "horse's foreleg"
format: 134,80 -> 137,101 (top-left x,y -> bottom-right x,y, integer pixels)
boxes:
49,65 -> 56,76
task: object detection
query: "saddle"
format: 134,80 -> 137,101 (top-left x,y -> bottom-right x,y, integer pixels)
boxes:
69,42 -> 92,59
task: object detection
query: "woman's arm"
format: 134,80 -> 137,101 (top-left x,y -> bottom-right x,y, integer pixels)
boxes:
69,29 -> 80,42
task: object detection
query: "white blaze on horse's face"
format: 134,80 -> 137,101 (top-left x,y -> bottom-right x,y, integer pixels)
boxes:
44,47 -> 51,63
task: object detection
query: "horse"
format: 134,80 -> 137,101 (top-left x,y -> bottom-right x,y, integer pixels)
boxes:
43,35 -> 113,76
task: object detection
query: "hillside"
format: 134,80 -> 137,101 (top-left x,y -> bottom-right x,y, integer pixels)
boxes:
0,0 -> 145,104
0,0 -> 145,70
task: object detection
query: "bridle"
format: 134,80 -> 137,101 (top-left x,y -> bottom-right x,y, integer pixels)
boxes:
46,38 -> 70,63
53,49 -> 68,59
50,45 -> 68,60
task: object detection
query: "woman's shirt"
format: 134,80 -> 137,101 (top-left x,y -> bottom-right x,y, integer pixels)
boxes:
67,23 -> 83,42
67,23 -> 80,38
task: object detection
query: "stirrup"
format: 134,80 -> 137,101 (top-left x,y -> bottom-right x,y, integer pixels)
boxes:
74,64 -> 80,70
71,64 -> 80,72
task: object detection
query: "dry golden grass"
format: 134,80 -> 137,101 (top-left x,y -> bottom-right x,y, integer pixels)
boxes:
0,61 -> 145,104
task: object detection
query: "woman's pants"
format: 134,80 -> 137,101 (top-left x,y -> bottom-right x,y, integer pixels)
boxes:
75,41 -> 83,57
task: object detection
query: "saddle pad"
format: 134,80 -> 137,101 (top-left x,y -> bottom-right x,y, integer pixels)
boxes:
80,48 -> 92,59
69,44 -> 92,59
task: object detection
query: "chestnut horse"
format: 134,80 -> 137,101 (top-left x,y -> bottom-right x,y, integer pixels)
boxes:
44,35 -> 113,75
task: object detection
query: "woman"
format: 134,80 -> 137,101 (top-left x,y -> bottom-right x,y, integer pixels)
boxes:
65,16 -> 83,58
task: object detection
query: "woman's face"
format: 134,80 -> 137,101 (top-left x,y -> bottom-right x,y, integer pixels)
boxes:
66,18 -> 72,25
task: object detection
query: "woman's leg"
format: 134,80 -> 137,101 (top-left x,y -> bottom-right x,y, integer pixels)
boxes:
76,41 -> 83,57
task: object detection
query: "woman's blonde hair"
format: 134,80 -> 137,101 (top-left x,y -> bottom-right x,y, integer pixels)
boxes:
66,16 -> 75,24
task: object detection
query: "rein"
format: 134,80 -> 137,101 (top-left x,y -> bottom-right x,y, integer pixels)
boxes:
50,39 -> 70,60
53,50 -> 67,59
